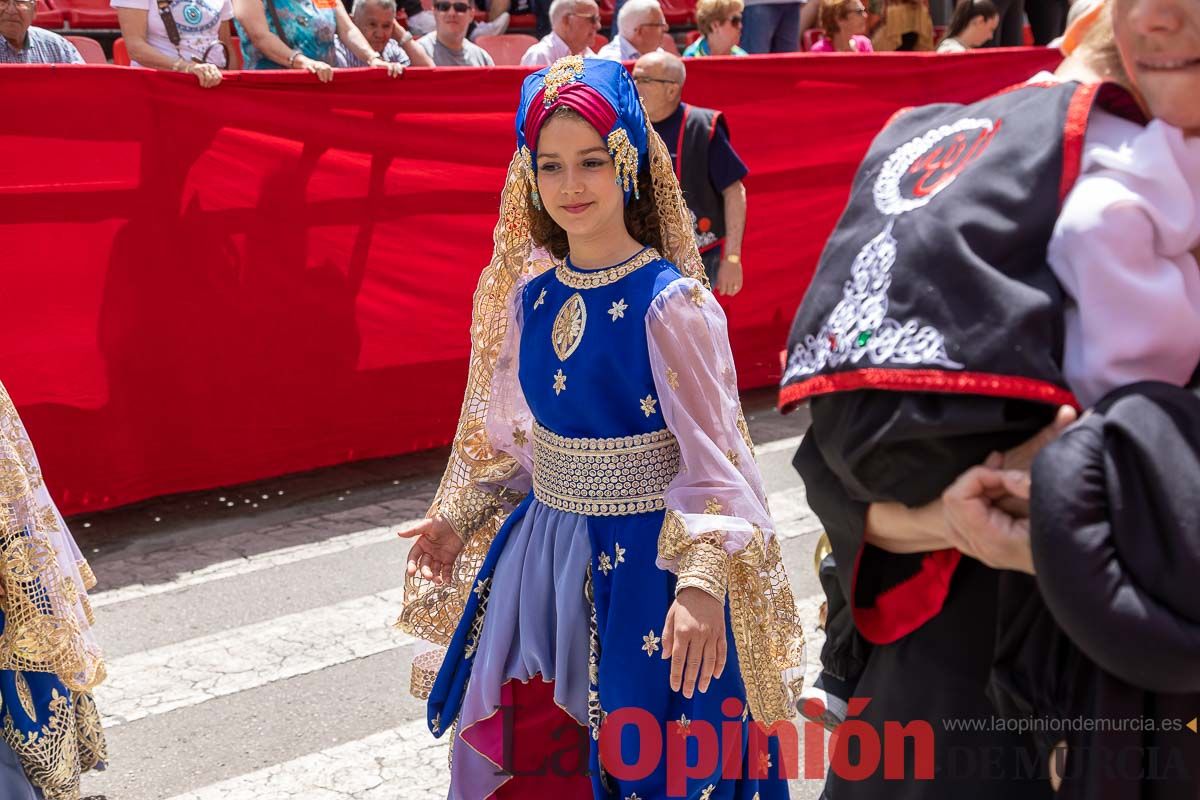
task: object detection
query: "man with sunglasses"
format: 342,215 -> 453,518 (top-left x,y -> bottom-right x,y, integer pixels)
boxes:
0,0 -> 83,62
415,0 -> 494,65
596,0 -> 666,61
634,50 -> 749,296
519,0 -> 597,65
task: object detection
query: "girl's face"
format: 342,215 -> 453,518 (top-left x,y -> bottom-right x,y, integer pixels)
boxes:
536,115 -> 628,245
1113,0 -> 1200,133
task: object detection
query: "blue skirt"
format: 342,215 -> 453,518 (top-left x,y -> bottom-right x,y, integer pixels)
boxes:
429,494 -> 791,799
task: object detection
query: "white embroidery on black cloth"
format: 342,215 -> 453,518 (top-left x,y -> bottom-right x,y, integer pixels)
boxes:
782,221 -> 963,381
784,119 -> 998,380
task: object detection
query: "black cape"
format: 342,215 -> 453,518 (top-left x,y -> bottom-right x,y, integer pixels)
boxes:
991,381 -> 1200,800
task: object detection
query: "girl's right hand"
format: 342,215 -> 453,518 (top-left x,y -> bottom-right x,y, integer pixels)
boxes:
398,518 -> 464,585
296,55 -> 334,83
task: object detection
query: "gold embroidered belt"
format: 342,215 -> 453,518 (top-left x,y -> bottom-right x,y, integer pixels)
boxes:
531,424 -> 680,516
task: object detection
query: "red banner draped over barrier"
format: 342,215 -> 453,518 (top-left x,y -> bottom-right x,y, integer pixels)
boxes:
0,50 -> 1060,514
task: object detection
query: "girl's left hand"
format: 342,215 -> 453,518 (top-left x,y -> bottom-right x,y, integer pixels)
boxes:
369,57 -> 404,77
661,587 -> 727,698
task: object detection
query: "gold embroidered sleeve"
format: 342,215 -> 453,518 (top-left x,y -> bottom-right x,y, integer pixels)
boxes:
658,511 -> 729,603
429,484 -> 505,542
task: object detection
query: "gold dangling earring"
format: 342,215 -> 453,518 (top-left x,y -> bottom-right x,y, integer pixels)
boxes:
521,145 -> 542,210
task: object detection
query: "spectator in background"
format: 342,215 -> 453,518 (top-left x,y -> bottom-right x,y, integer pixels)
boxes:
404,0 -> 435,35
520,0 -> 597,65
683,0 -> 748,55
633,50 -> 748,294
740,0 -> 804,53
810,0 -> 873,50
597,0 -> 666,60
992,0 -> 1066,46
936,0 -> 998,51
233,0 -> 404,78
416,0 -> 494,63
871,0 -> 933,50
467,0 -> 512,40
336,0 -> 435,65
114,0 -> 232,86
0,0 -> 83,62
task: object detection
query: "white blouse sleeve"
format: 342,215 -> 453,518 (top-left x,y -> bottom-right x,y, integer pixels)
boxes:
1048,119 -> 1200,408
481,274 -> 535,495
646,277 -> 774,599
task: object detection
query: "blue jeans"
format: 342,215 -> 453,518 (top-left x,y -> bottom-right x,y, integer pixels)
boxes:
740,1 -> 802,53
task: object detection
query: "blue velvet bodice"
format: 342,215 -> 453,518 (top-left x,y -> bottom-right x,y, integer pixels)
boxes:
519,251 -> 683,439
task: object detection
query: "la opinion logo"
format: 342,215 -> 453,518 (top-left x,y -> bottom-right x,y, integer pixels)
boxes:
872,117 -> 1002,217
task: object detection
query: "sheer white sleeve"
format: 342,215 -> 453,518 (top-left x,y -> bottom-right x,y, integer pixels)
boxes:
646,276 -> 774,600
481,274 -> 535,494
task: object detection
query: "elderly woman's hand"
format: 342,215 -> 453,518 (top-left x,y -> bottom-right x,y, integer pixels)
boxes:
295,54 -> 335,82
368,56 -> 404,77
184,61 -> 223,88
942,466 -> 1035,574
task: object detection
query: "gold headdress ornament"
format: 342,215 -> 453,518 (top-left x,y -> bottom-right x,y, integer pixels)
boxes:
398,58 -> 805,726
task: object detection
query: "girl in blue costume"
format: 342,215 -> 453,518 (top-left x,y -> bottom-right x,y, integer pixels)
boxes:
397,56 -> 807,799
0,381 -> 107,800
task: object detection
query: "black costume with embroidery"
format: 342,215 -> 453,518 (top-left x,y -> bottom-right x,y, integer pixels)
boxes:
781,79 -> 1147,799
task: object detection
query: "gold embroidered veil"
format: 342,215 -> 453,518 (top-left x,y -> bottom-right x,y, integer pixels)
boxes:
0,383 -> 107,797
397,57 -> 805,727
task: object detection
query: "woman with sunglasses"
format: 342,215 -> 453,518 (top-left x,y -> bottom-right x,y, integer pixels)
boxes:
809,0 -> 873,51
232,0 -> 404,79
113,0 -> 234,87
683,0 -> 748,56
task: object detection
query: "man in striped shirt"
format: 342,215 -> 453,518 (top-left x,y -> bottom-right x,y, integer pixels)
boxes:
0,0 -> 84,63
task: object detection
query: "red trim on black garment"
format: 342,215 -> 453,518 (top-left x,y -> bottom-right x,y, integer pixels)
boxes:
883,105 -> 916,130
1059,81 -> 1101,206
673,103 -> 688,180
851,542 -> 963,645
777,368 -> 1079,413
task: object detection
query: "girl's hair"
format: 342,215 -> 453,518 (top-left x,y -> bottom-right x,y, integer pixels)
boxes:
694,0 -> 744,36
528,107 -> 663,261
945,0 -> 998,40
819,0 -> 858,35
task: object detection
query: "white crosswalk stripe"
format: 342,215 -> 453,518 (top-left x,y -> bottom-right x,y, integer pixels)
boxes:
96,589 -> 412,727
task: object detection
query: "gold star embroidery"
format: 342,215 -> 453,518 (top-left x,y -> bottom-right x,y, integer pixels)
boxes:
598,552 -> 613,575
705,497 -> 723,515
553,369 -> 567,395
473,576 -> 490,598
725,449 -> 740,467
513,428 -> 528,446
689,283 -> 706,307
613,542 -> 625,567
431,712 -> 441,734
700,786 -> 715,800
665,366 -> 679,390
608,298 -> 628,321
642,629 -> 661,656
534,288 -> 547,309
675,713 -> 691,734
640,394 -> 658,417
626,795 -> 642,800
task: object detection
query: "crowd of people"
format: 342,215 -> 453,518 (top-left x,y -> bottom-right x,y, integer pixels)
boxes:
3,0 -> 1074,81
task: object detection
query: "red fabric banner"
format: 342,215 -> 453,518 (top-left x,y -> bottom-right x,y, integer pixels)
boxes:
0,50 -> 1060,515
